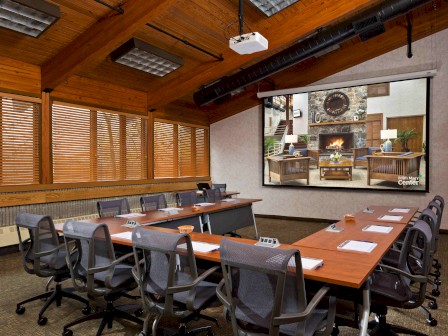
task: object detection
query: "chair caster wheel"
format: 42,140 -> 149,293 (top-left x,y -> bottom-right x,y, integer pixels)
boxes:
82,306 -> 91,315
38,317 -> 48,325
16,306 -> 25,315
428,301 -> 438,309
434,279 -> 441,285
434,271 -> 441,277
63,329 -> 73,336
134,308 -> 143,317
426,318 -> 437,327
431,289 -> 440,297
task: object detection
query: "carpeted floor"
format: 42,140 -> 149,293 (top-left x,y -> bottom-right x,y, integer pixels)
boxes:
0,217 -> 445,335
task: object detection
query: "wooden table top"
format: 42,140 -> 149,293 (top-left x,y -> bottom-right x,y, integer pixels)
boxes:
319,159 -> 352,168
196,190 -> 240,198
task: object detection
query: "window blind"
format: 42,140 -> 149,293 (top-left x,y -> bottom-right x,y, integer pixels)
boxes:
52,103 -> 147,183
154,120 -> 209,178
0,96 -> 39,185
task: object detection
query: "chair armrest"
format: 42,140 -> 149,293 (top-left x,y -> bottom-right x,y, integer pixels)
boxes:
34,243 -> 66,258
377,264 -> 427,283
273,285 -> 331,325
88,251 -> 134,274
166,265 -> 220,295
215,279 -> 231,310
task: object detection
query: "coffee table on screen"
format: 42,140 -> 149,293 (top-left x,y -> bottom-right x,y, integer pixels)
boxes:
319,159 -> 352,181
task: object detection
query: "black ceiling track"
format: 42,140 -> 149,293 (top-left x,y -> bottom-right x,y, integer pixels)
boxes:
193,0 -> 432,106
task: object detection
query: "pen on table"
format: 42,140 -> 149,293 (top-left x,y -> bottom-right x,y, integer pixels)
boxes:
359,240 -> 375,244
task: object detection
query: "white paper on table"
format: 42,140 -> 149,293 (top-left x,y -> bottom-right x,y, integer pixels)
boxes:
288,257 -> 324,270
158,207 -> 183,211
111,231 -> 133,240
194,202 -> 215,206
378,215 -> 403,221
362,225 -> 393,233
115,213 -> 145,218
220,199 -> 239,203
337,240 -> 377,253
178,242 -> 220,253
388,208 -> 410,213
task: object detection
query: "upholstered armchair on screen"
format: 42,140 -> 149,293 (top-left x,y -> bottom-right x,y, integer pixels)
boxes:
352,147 -> 381,168
294,148 -> 320,168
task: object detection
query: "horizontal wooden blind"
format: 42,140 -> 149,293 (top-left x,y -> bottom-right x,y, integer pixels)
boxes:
52,104 -> 92,183
0,96 -> 39,185
52,103 -> 147,183
154,120 -> 209,178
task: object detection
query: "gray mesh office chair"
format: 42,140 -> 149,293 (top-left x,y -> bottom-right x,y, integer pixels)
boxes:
132,227 -> 218,336
140,194 -> 167,212
97,198 -> 130,218
15,213 -> 90,325
62,220 -> 143,336
211,183 -> 226,193
203,188 -> 222,202
369,220 -> 433,336
176,190 -> 198,207
217,238 -> 336,336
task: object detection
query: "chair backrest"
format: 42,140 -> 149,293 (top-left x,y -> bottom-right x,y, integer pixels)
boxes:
140,194 -> 167,212
432,195 -> 445,211
420,203 -> 441,253
132,228 -> 197,314
16,213 -> 65,276
203,188 -> 222,202
176,190 -> 198,207
219,238 -> 310,335
212,183 -> 226,193
97,198 -> 130,218
62,220 -> 116,295
397,220 -> 433,308
197,182 -> 210,190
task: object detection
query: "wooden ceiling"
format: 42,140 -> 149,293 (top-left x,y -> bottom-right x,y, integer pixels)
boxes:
0,0 -> 447,124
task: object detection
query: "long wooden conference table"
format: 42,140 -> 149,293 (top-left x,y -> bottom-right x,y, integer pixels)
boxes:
56,202 -> 418,336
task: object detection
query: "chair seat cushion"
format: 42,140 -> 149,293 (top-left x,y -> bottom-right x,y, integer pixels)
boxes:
95,263 -> 134,288
356,156 -> 367,161
174,280 -> 217,310
370,271 -> 413,305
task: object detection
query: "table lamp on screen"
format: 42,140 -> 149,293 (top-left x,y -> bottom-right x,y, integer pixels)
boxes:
380,129 -> 397,152
285,134 -> 298,155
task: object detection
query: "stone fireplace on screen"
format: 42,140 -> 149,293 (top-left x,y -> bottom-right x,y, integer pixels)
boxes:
319,132 -> 354,154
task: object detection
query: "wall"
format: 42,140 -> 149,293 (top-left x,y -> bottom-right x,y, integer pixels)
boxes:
211,28 -> 448,230
292,93 -> 309,135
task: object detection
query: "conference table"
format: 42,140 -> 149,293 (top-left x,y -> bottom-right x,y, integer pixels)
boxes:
55,203 -> 418,336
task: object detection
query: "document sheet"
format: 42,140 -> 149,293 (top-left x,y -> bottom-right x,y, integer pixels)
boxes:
178,242 -> 220,253
389,208 -> 410,213
115,213 -> 145,218
337,240 -> 377,253
377,215 -> 403,221
362,225 -> 393,233
111,231 -> 133,240
288,257 -> 324,270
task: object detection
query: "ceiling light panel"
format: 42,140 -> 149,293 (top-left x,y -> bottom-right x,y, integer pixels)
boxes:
248,0 -> 299,17
0,0 -> 60,37
111,38 -> 183,77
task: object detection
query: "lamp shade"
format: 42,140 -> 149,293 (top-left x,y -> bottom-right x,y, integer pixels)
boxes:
380,129 -> 397,140
285,134 -> 297,144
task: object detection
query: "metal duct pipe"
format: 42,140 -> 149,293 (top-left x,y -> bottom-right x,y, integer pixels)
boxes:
193,0 -> 431,106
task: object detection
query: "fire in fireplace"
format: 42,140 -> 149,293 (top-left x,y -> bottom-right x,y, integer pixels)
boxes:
319,133 -> 354,153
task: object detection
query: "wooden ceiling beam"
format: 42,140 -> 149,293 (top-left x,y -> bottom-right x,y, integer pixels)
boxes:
41,0 -> 177,91
145,0 -> 381,109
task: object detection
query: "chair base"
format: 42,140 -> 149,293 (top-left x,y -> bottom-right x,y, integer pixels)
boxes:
16,283 -> 90,324
63,301 -> 142,336
368,314 -> 429,336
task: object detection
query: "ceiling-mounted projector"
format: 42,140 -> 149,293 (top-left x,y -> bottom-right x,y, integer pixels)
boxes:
229,32 -> 268,55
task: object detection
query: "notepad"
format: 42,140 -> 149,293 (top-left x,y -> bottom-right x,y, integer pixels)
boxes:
389,208 -> 410,213
158,207 -> 183,212
362,225 -> 393,233
194,202 -> 215,206
288,257 -> 324,270
178,242 -> 220,253
337,240 -> 377,253
115,213 -> 145,218
377,215 -> 403,221
111,231 -> 133,240
220,199 -> 239,203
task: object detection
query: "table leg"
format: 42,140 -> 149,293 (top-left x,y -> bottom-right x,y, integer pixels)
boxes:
358,277 -> 371,336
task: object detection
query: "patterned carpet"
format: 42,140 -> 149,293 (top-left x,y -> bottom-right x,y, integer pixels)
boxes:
0,217 -> 445,335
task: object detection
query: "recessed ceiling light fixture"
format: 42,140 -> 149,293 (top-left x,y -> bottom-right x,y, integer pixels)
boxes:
0,0 -> 60,37
248,0 -> 299,17
111,38 -> 183,77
